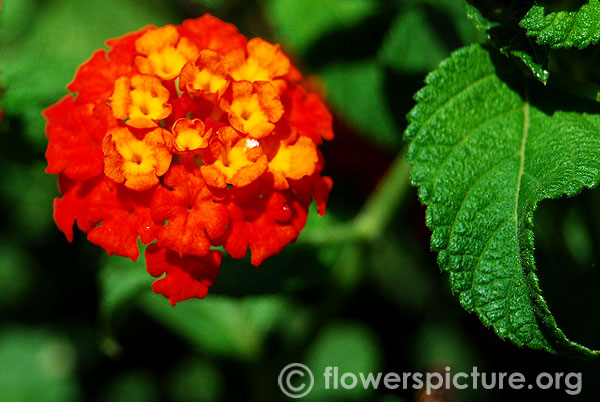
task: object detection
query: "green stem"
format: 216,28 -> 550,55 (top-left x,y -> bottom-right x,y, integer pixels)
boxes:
299,151 -> 411,245
353,151 -> 411,239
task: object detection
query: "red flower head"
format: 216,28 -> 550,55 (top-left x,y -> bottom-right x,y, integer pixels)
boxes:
44,15 -> 334,305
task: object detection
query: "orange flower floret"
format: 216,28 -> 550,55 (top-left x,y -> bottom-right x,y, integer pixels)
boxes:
220,81 -> 283,138
103,126 -> 172,191
263,133 -> 319,189
135,25 -> 199,80
179,50 -> 229,101
201,126 -> 268,188
111,75 -> 172,129
228,38 -> 290,87
165,118 -> 212,153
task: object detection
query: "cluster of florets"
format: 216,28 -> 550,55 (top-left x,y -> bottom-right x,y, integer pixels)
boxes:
44,15 -> 333,305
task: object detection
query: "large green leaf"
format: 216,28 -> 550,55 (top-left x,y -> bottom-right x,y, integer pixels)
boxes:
521,0 -> 600,49
406,44 -> 600,356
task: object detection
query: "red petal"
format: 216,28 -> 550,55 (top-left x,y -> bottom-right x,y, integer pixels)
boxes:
145,243 -> 222,305
290,171 -> 333,217
53,175 -> 101,241
282,84 -> 334,145
151,165 -> 228,256
44,97 -> 114,181
86,179 -> 160,261
180,14 -> 247,54
224,182 -> 299,266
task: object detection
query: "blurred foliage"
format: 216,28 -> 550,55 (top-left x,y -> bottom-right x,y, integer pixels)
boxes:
1,0 -> 600,401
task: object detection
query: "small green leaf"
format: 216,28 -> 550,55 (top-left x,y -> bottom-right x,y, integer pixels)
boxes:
379,0 -> 483,74
378,8 -> 451,73
98,251 -> 152,321
521,0 -> 600,49
406,44 -> 600,356
265,0 -> 376,55
466,2 -> 550,84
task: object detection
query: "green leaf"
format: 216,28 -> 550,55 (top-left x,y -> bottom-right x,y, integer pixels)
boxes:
406,44 -> 600,356
319,61 -> 401,148
98,251 -> 152,321
265,0 -> 376,55
378,7 -> 452,73
520,0 -> 600,49
466,1 -> 550,84
140,293 -> 290,360
390,0 -> 485,47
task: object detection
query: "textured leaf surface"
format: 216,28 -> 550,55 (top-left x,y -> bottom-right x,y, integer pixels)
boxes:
406,44 -> 600,356
521,0 -> 600,49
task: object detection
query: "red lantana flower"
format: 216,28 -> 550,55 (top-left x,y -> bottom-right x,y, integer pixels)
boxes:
44,15 -> 333,305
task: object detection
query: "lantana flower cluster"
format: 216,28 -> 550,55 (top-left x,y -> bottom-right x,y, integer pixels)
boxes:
44,15 -> 333,305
